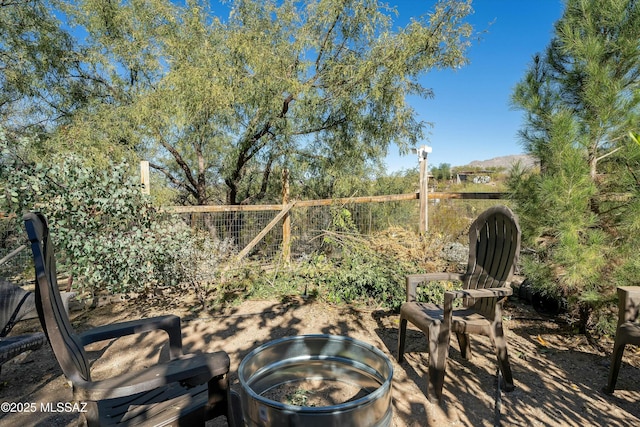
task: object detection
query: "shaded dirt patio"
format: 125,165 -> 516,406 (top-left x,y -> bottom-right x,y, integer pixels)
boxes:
0,294 -> 639,426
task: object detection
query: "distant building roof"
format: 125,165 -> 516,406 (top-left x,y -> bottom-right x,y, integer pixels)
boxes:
456,170 -> 491,175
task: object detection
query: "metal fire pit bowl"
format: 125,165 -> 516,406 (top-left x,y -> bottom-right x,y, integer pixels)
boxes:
238,334 -> 393,427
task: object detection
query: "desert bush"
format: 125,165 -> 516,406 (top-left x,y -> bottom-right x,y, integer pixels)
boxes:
428,202 -> 475,240
0,129 -> 194,295
322,247 -> 407,308
173,231 -> 237,309
415,280 -> 462,306
232,223 -> 452,310
286,225 -> 448,309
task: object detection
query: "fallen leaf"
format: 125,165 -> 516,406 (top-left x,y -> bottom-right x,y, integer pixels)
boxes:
537,335 -> 550,347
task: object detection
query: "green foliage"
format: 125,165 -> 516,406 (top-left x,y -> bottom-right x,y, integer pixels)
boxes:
173,230 -> 237,309
0,129 -> 192,294
415,280 -> 462,306
318,169 -> 421,234
518,254 -> 556,298
237,225 -> 449,310
325,228 -> 448,309
508,113 -> 613,322
510,0 -> 640,331
244,254 -> 331,300
322,249 -> 406,309
1,0 -> 79,136
4,0 -> 475,206
612,236 -> 640,290
428,201 -> 501,241
329,207 -> 358,234
431,163 -> 452,181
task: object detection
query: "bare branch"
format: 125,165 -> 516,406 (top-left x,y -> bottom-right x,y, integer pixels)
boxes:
316,13 -> 341,71
240,153 -> 274,205
148,161 -> 197,199
152,127 -> 199,193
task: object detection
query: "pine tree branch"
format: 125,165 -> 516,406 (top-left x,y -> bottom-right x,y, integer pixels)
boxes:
595,146 -> 623,163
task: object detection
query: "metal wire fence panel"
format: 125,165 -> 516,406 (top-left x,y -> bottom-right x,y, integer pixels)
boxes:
287,200 -> 422,258
0,217 -> 31,286
170,199 -> 424,262
429,198 -> 513,241
177,210 -> 285,260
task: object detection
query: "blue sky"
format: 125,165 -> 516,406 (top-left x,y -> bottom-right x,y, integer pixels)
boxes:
383,0 -> 565,172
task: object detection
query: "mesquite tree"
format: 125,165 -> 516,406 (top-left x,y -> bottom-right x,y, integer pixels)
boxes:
13,0 -> 473,206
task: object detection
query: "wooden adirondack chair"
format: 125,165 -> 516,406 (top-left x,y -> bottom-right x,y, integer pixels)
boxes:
24,212 -> 239,426
604,286 -> 640,394
397,205 -> 521,401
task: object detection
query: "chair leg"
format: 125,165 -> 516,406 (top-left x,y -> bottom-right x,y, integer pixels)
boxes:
491,324 -> 514,391
456,332 -> 472,360
228,390 -> 243,427
427,324 -> 450,402
82,402 -> 100,427
207,374 -> 230,420
398,316 -> 408,363
604,340 -> 626,394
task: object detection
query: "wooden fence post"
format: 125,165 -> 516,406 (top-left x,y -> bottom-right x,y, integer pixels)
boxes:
140,161 -> 150,195
418,145 -> 432,233
282,168 -> 291,262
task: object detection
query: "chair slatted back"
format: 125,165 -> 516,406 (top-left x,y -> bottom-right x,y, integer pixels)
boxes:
24,212 -> 91,383
464,206 -> 520,312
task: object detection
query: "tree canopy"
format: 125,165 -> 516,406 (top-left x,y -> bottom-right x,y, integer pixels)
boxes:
1,0 -> 78,134
1,0 -> 475,204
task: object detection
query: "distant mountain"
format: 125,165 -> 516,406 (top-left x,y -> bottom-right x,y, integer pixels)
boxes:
461,154 -> 537,170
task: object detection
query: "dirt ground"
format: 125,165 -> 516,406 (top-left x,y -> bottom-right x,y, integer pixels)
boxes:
1,292 -> 639,427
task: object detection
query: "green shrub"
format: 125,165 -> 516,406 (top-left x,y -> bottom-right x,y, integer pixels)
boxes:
0,130 -> 193,295
323,252 -> 407,309
234,225 -> 451,310
415,280 -> 463,306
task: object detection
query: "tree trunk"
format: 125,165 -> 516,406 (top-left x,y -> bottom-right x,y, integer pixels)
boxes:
589,152 -> 598,181
588,151 -> 600,215
224,211 -> 244,247
196,148 -> 207,205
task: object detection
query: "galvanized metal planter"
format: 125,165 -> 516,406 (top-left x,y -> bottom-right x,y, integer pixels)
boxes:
239,334 -> 393,427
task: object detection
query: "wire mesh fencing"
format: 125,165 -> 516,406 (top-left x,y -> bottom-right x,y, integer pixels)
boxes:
171,196 -> 511,264
0,194 -> 511,287
174,198 -> 423,262
0,216 -> 31,286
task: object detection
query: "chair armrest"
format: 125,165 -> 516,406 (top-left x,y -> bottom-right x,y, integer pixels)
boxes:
617,286 -> 640,325
73,351 -> 230,401
446,287 -> 513,322
78,315 -> 183,359
406,273 -> 465,302
445,287 -> 513,300
0,333 -> 47,365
